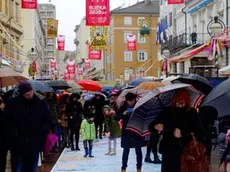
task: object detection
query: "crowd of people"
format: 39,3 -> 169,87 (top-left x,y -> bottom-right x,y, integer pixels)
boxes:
1,80 -> 230,172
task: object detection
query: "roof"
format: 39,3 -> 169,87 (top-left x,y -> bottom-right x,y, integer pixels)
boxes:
111,0 -> 159,15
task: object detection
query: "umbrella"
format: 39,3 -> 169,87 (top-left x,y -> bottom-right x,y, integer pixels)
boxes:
15,80 -> 53,93
77,79 -> 101,92
115,87 -> 150,109
102,85 -> 114,91
172,73 -> 212,95
126,83 -> 204,136
47,80 -> 72,90
161,76 -> 179,85
129,78 -> 151,87
0,67 -> 28,88
137,81 -> 164,91
201,78 -> 230,119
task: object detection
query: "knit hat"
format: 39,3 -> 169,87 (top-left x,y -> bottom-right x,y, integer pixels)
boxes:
103,105 -> 111,111
18,81 -> 33,95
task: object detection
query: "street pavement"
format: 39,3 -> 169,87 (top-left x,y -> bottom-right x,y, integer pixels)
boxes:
51,137 -> 161,172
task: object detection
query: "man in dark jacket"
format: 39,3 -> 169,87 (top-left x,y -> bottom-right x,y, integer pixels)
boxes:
66,93 -> 83,151
4,81 -> 52,172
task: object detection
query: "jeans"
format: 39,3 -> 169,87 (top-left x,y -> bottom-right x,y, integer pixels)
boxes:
146,133 -> 160,158
11,152 -> 39,172
62,128 -> 70,145
83,140 -> 93,156
70,129 -> 80,149
122,143 -> 142,170
0,149 -> 8,172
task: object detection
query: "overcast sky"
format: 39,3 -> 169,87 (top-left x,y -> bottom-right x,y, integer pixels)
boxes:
37,0 -> 137,51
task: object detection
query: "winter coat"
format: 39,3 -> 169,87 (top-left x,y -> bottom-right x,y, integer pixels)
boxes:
91,97 -> 105,122
80,119 -> 96,141
115,103 -> 144,148
218,133 -> 230,161
4,93 -> 52,155
104,110 -> 121,137
46,97 -> 59,125
0,108 -> 7,150
60,104 -> 68,128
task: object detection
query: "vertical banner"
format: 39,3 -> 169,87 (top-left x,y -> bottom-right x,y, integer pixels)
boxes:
66,59 -> 76,80
78,68 -> 83,75
21,0 -> 37,9
90,26 -> 107,50
85,59 -> 91,69
57,35 -> 65,51
50,58 -> 56,76
64,69 -> 70,80
47,19 -> 58,38
127,34 -> 136,51
168,0 -> 184,4
86,0 -> 110,26
139,19 -> 151,37
88,43 -> 102,60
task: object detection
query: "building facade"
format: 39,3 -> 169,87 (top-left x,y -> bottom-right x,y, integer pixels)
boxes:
21,9 -> 46,78
38,3 -> 56,76
104,0 -> 161,81
159,0 -> 230,77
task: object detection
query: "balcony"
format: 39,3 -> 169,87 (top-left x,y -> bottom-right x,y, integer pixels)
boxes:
161,32 -> 210,55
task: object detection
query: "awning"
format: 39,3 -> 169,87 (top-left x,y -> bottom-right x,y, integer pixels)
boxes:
219,65 -> 230,75
168,43 -> 209,63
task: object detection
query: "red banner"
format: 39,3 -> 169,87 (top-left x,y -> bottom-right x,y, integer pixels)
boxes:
21,0 -> 37,9
78,68 -> 83,75
57,35 -> 65,51
50,58 -> 56,69
64,69 -> 70,80
86,0 -> 110,26
32,60 -> 37,73
88,43 -> 101,60
66,60 -> 76,80
127,34 -> 136,51
168,0 -> 184,4
85,59 -> 90,69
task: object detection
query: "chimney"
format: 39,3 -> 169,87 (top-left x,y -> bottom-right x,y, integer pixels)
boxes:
145,0 -> 151,4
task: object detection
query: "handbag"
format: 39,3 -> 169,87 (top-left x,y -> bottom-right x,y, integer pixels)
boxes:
180,133 -> 209,172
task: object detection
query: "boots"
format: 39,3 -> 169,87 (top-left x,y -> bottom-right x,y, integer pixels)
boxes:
83,147 -> 89,157
121,169 -> 126,172
153,156 -> 162,164
105,148 -> 111,155
144,155 -> 154,163
76,146 -> 80,151
109,148 -> 116,155
137,169 -> 141,172
89,149 -> 94,158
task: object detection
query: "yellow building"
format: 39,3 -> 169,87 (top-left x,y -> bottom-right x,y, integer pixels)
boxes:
0,0 -> 24,71
104,0 -> 161,82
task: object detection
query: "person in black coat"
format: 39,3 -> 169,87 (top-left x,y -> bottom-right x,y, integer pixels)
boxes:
91,94 -> 105,139
149,89 -> 205,172
0,96 -> 7,172
66,93 -> 83,151
4,81 -> 52,172
115,92 -> 143,172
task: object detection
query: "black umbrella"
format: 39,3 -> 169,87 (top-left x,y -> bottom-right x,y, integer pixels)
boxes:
47,80 -> 71,90
201,78 -> 230,119
172,74 -> 212,95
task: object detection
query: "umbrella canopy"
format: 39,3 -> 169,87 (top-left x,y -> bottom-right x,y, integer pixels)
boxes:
102,85 -> 114,91
201,78 -> 230,119
77,79 -> 102,92
137,81 -> 164,91
126,83 -> 204,136
161,76 -> 179,85
15,80 -> 53,93
129,78 -> 151,87
172,73 -> 212,95
0,67 -> 28,87
47,80 -> 72,90
115,87 -> 150,109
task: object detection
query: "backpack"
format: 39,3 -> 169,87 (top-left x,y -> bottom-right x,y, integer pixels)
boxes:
180,133 -> 209,172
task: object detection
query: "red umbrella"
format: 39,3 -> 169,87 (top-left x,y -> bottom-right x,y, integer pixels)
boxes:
77,79 -> 101,91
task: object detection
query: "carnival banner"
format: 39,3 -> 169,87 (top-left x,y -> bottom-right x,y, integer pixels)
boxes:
86,0 -> 110,26
85,59 -> 91,69
57,35 -> 65,51
88,43 -> 101,60
21,0 -> 37,9
49,58 -> 56,76
78,68 -> 83,75
90,26 -> 107,50
64,69 -> 70,80
66,59 -> 76,80
127,34 -> 136,51
47,19 -> 58,38
139,19 -> 151,37
168,0 -> 184,4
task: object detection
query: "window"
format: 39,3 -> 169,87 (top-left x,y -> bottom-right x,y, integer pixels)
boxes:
124,17 -> 132,25
137,17 -> 145,25
5,0 -> 8,15
0,0 -> 2,12
124,31 -> 132,43
47,45 -> 54,50
138,51 -> 147,61
168,12 -> 172,27
124,68 -> 133,81
47,12 -> 53,17
40,12 -> 45,16
138,33 -> 146,44
15,2 -> 19,22
124,51 -> 132,61
47,51 -> 54,57
47,38 -> 53,44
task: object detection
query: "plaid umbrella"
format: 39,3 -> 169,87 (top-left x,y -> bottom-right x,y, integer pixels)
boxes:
201,78 -> 230,119
126,83 -> 204,136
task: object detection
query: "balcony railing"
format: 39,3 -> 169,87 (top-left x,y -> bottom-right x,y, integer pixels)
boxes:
161,32 -> 210,55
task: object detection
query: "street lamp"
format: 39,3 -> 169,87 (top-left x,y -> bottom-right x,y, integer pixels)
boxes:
207,16 -> 226,36
27,47 -> 38,61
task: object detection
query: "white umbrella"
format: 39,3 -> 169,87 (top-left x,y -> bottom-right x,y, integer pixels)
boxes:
161,76 -> 179,85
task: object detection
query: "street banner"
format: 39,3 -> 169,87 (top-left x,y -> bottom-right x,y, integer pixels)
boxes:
66,59 -> 76,80
90,26 -> 107,50
88,43 -> 101,60
57,35 -> 65,51
86,0 -> 110,26
49,58 -> 56,76
21,0 -> 37,9
47,19 -> 58,38
127,34 -> 136,51
85,59 -> 90,69
168,0 -> 184,4
78,68 -> 83,75
64,69 -> 70,80
139,19 -> 151,37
